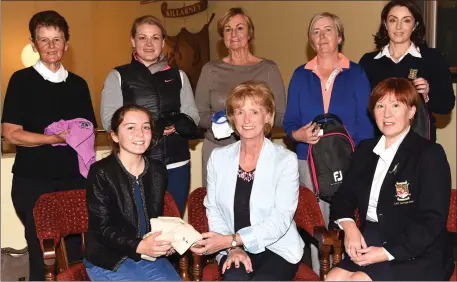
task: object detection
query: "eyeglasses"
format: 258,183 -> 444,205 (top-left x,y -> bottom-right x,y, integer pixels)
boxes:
36,37 -> 65,47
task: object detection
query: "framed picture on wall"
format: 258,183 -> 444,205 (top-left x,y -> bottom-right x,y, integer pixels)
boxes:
417,0 -> 457,79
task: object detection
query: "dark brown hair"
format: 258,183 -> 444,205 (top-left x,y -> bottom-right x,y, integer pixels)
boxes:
217,7 -> 255,42
368,77 -> 419,119
374,0 -> 426,50
29,10 -> 70,41
131,15 -> 167,39
226,81 -> 276,135
110,104 -> 155,154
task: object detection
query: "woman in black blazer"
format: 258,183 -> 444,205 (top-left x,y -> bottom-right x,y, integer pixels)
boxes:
326,77 -> 453,281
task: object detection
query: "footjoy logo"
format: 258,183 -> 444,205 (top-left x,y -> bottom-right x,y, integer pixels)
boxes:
333,170 -> 343,182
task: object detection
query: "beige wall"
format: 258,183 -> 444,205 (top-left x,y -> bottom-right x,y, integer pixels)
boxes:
1,1 -> 455,249
1,1 -> 387,123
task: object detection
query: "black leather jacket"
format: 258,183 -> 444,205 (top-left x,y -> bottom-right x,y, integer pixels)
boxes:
84,153 -> 167,271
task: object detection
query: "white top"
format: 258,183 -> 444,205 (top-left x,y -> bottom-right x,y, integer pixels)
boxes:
33,59 -> 68,83
374,43 -> 422,63
367,127 -> 410,222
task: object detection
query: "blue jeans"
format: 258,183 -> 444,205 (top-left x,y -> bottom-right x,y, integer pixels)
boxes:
167,162 -> 190,216
84,258 -> 181,281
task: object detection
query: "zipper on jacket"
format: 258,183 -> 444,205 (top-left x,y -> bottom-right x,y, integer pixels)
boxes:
136,177 -> 151,234
134,178 -> 142,238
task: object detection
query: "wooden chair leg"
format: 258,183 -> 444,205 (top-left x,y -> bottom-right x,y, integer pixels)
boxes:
44,259 -> 56,281
42,239 -> 57,281
179,253 -> 190,281
331,230 -> 343,266
56,238 -> 69,274
314,226 -> 334,280
319,244 -> 331,280
192,253 -> 202,281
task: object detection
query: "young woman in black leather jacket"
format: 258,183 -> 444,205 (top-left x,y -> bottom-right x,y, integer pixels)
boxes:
83,104 -> 181,281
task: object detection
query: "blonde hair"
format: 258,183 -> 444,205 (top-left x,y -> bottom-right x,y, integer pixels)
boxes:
308,12 -> 345,52
131,15 -> 166,39
226,81 -> 275,135
217,7 -> 255,42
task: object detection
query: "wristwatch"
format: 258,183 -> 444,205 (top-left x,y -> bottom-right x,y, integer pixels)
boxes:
230,234 -> 237,249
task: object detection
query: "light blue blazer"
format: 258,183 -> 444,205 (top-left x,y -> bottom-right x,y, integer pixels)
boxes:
204,138 -> 305,264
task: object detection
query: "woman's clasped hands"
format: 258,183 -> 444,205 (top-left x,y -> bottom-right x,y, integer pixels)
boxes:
340,221 -> 388,267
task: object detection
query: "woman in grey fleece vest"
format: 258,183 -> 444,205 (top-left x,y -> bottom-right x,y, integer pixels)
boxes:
195,8 -> 286,187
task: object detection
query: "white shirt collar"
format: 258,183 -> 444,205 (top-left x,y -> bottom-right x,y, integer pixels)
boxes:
373,126 -> 411,159
32,59 -> 68,83
374,43 -> 422,63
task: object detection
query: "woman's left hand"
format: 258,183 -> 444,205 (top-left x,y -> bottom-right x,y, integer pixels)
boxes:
412,78 -> 430,103
351,246 -> 388,266
190,232 -> 230,255
222,248 -> 253,274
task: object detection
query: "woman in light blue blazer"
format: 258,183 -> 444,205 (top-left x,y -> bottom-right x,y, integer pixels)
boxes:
190,81 -> 304,281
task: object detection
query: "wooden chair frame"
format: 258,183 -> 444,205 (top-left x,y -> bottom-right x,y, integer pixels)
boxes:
187,187 -> 334,281
34,189 -> 190,281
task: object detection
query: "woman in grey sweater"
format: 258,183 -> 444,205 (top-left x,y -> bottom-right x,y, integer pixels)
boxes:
195,7 -> 286,186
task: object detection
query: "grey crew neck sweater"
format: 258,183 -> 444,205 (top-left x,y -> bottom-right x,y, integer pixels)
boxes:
195,59 -> 286,145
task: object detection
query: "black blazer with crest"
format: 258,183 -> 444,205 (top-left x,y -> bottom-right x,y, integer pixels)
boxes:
330,130 -> 454,280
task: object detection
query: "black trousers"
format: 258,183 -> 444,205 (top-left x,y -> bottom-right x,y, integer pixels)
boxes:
218,249 -> 299,281
11,175 -> 86,281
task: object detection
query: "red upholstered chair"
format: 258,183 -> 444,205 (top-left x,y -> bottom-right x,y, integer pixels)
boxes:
448,189 -> 456,281
294,186 -> 334,279
187,186 -> 333,281
33,189 -> 190,281
448,190 -> 456,234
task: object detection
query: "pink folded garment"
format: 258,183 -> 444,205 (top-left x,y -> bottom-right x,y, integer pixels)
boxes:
44,118 -> 96,178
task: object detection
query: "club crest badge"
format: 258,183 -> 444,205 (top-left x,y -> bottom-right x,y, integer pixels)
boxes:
395,181 -> 411,201
408,69 -> 418,80
79,121 -> 91,129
